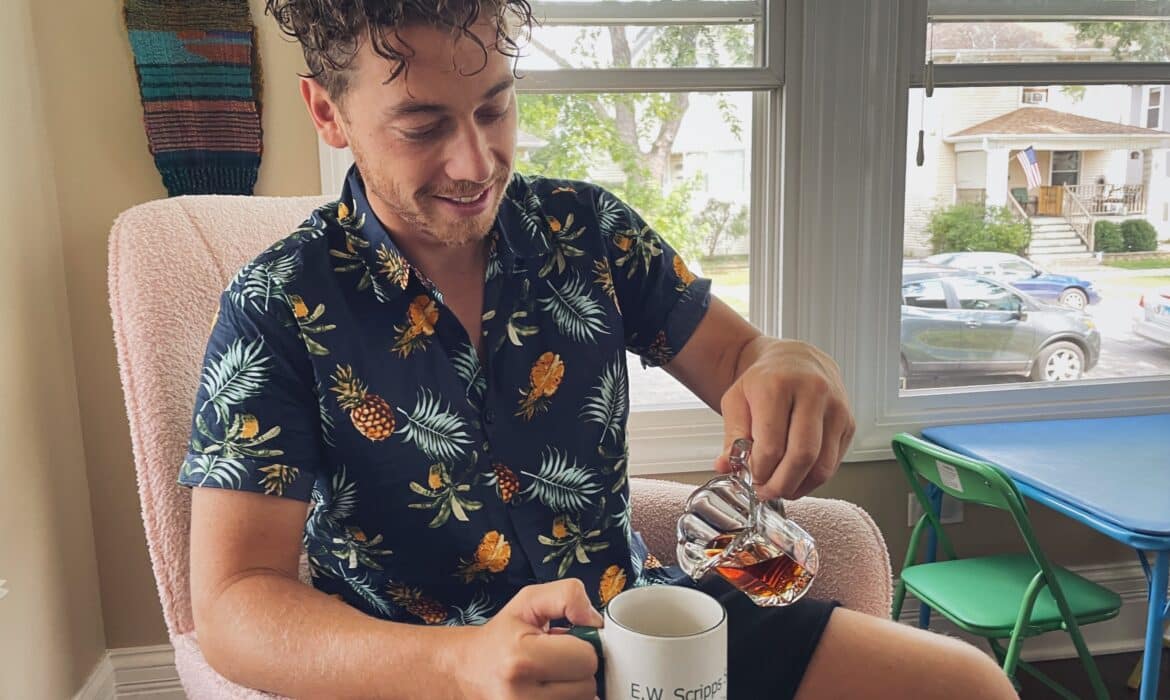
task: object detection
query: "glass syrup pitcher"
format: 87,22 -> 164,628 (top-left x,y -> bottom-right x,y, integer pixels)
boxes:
676,438 -> 819,606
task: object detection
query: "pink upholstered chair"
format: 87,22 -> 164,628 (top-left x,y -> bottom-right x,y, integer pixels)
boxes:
109,195 -> 893,699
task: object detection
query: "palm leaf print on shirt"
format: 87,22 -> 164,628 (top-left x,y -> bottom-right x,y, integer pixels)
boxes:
229,254 -> 299,313
199,336 -> 270,426
396,389 -> 473,462
520,447 -> 603,514
580,357 -> 627,446
538,271 -> 609,344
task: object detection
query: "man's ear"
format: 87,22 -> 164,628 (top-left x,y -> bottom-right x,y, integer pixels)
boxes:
300,77 -> 350,149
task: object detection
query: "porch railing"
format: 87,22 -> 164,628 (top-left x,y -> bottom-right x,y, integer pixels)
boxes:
1064,183 -> 1146,216
1062,185 -> 1095,253
1006,189 -> 1029,223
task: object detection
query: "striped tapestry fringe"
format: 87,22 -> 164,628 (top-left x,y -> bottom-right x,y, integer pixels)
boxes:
124,0 -> 263,196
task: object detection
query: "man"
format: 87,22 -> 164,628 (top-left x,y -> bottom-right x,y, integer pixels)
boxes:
182,1 -> 1017,698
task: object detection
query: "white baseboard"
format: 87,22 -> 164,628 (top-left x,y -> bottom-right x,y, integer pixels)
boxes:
896,559 -> 1158,662
75,645 -> 183,700
75,560 -> 1158,699
74,655 -> 115,700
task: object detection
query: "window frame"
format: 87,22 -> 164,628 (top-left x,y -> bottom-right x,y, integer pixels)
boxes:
841,0 -> 1170,461
1148,86 -> 1164,130
316,0 -> 1170,469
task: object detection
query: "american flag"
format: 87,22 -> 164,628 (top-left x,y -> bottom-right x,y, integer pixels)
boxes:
1016,146 -> 1042,190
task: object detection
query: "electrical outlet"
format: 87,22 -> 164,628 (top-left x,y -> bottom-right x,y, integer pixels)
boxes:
907,493 -> 964,526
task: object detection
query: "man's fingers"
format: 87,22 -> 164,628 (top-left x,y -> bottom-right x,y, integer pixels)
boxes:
760,394 -> 823,500
790,412 -> 846,500
744,384 -> 792,488
535,679 -> 599,700
520,634 -> 599,682
515,579 -> 603,629
716,383 -> 752,473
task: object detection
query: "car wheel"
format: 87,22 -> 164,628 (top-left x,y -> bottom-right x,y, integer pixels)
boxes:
1031,341 -> 1085,382
1058,288 -> 1088,309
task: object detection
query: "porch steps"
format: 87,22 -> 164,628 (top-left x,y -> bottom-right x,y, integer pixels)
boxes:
1027,218 -> 1093,262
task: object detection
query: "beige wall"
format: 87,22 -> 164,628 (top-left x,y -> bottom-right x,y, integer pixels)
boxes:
0,0 -> 108,697
22,0 -> 319,658
5,1 -> 1142,695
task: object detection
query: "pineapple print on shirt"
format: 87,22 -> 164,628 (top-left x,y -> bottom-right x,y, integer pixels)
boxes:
180,166 -> 713,625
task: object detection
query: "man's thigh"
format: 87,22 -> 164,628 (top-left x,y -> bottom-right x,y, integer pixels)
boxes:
795,607 -> 1018,700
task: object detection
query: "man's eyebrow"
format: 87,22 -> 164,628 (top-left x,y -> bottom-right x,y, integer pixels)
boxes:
385,77 -> 515,120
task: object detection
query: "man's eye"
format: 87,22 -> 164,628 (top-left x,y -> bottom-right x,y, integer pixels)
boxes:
477,110 -> 507,123
399,126 -> 440,142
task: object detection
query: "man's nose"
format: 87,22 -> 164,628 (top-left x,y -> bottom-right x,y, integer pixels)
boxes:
445,123 -> 493,184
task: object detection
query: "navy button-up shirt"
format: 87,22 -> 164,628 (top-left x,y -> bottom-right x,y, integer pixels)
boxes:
181,167 -> 711,624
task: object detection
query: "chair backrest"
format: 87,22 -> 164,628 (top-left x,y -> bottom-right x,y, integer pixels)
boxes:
109,194 -> 329,637
891,432 -> 1050,567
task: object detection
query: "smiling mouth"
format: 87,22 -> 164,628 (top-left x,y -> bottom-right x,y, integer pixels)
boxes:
435,188 -> 490,205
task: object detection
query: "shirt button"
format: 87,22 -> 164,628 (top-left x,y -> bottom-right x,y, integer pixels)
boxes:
484,409 -> 496,425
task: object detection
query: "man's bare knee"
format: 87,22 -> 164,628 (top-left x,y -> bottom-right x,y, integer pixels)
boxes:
796,609 -> 1018,699
933,634 -> 1018,698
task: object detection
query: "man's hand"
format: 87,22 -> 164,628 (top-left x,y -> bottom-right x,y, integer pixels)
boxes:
451,579 -> 603,700
714,339 -> 855,501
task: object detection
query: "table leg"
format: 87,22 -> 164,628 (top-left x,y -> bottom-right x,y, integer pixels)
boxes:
1139,551 -> 1169,700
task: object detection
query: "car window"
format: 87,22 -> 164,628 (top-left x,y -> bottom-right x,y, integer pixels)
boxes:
903,279 -> 949,309
1000,261 -> 1035,278
950,277 -> 1020,312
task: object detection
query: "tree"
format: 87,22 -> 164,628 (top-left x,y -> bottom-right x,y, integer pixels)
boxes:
517,25 -> 752,258
694,199 -> 749,258
1075,21 -> 1170,62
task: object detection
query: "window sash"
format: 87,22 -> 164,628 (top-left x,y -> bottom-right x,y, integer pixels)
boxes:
840,0 -> 1170,461
531,0 -> 764,25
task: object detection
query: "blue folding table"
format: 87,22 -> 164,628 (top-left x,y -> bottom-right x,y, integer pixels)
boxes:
922,413 -> 1170,700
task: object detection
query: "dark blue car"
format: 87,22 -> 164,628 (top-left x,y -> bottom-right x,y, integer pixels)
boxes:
924,252 -> 1101,309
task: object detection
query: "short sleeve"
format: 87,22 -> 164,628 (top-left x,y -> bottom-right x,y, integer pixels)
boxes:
593,188 -> 712,367
179,288 -> 323,502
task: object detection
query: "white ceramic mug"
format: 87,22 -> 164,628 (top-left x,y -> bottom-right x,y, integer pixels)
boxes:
571,585 -> 728,700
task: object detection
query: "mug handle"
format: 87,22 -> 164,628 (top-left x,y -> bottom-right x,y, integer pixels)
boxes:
568,625 -> 606,692
568,625 -> 603,661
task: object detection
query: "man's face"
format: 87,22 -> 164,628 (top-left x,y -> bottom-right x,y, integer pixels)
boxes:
330,22 -> 518,247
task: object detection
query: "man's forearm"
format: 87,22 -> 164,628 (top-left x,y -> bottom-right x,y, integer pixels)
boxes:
197,572 -> 471,699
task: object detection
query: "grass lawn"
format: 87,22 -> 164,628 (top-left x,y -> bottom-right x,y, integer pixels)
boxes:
701,255 -> 750,316
1105,259 -> 1170,270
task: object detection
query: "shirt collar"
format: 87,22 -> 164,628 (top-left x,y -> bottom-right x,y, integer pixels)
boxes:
336,166 -> 552,303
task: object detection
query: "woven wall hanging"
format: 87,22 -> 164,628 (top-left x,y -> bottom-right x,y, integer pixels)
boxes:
124,0 -> 263,196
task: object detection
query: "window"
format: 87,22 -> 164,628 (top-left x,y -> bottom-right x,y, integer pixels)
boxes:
1050,150 -> 1081,186
313,1 -> 1170,464
950,277 -> 1020,312
1022,87 -> 1048,104
1149,86 -> 1163,129
999,259 -> 1037,280
861,0 -> 1170,458
318,0 -> 782,472
903,280 -> 949,309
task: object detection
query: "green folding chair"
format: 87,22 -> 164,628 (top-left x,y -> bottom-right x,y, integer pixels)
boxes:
891,433 -> 1122,699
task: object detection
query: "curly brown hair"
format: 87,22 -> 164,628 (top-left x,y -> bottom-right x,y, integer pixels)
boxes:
265,0 -> 534,99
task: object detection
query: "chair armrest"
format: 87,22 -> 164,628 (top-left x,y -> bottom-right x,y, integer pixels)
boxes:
629,477 -> 893,618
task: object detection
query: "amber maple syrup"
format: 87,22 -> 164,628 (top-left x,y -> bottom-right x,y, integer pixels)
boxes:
704,532 -> 815,606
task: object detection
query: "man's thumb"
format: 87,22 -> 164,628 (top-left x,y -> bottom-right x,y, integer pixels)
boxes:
515,579 -> 603,629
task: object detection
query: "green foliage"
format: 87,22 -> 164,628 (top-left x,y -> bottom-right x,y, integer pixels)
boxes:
1121,219 -> 1159,252
517,25 -> 753,258
694,199 -> 749,257
1093,220 -> 1124,253
928,202 -> 1032,255
1075,21 -> 1170,62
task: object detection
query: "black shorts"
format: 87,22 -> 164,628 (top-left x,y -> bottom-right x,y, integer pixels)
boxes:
698,576 -> 840,700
